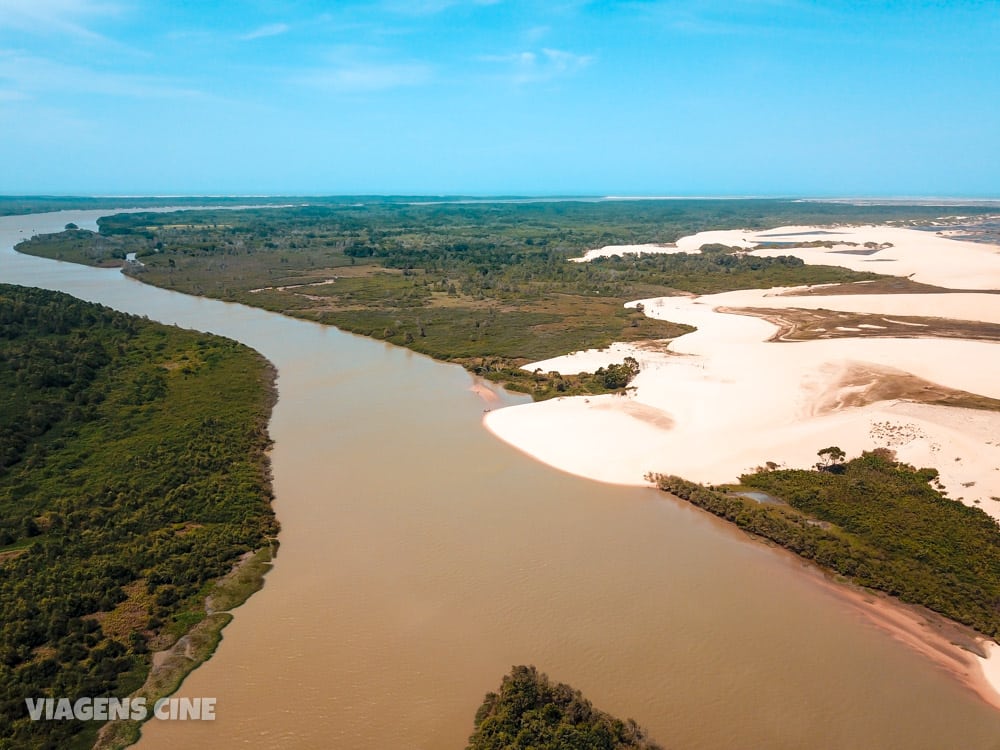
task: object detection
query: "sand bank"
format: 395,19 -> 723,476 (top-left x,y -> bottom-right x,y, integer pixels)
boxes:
808,566 -> 1000,712
484,223 -> 1000,704
469,381 -> 502,403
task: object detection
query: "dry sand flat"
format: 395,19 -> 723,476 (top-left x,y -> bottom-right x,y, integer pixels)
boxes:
484,223 -> 1000,702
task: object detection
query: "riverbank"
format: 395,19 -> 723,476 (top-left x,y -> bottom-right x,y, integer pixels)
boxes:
95,545 -> 277,749
804,559 -> 1000,712
484,223 -> 1000,708
0,279 -> 279,750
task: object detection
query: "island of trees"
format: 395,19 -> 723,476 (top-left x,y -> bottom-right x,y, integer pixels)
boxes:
468,665 -> 662,750
0,284 -> 277,749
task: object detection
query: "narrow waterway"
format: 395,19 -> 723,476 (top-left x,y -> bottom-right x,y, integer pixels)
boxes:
4,210 -> 1000,750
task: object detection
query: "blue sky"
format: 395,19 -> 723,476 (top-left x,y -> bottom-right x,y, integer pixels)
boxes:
1,0 -> 998,196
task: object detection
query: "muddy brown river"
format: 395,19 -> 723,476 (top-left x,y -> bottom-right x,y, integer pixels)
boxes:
4,210 -> 1000,749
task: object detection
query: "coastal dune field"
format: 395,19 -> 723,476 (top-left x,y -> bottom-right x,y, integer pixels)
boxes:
484,223 -> 1000,701
572,223 -> 1000,290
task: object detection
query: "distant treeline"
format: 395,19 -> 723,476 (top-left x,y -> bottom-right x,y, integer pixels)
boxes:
0,284 -> 277,749
650,450 -> 1000,639
0,195 -> 446,217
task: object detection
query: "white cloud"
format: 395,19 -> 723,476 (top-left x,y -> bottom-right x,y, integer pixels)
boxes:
239,23 -> 290,41
479,47 -> 592,84
0,0 -> 123,41
541,48 -> 591,73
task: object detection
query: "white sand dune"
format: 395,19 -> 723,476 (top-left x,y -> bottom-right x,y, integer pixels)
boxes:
573,224 -> 1000,290
486,297 -> 1000,509
981,642 -> 1000,708
484,223 -> 1000,701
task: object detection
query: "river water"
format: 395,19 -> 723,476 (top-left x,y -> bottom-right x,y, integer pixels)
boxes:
3,210 -> 1000,750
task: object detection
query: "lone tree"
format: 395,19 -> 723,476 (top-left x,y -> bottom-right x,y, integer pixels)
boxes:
816,446 -> 847,473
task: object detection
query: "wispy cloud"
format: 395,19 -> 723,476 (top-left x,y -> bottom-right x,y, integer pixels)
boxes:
381,0 -> 501,15
0,0 -> 123,42
0,50 -> 207,99
239,23 -> 290,42
479,47 -> 592,84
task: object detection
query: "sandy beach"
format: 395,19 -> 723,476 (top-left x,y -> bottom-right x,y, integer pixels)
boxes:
809,566 -> 1000,713
484,223 -> 1000,706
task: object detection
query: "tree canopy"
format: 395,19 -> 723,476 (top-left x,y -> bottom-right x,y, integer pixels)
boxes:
468,665 -> 663,750
0,284 -> 277,749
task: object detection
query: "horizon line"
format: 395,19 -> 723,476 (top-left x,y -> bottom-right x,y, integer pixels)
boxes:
2,193 -> 1000,204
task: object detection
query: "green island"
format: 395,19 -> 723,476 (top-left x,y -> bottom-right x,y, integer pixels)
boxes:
0,284 -> 277,750
10,199 -> 936,399
468,665 -> 662,750
650,448 -> 1000,640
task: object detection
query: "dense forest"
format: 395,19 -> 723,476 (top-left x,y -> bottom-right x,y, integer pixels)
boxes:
0,284 -> 277,749
13,199 -> 926,398
650,450 -> 1000,639
467,665 -> 662,750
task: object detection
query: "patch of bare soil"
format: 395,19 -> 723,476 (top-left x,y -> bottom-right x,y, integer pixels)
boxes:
781,277 -> 999,295
720,306 -> 1000,344
816,362 -> 1000,414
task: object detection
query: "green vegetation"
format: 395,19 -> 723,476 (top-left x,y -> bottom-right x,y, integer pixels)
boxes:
476,356 -> 642,399
15,200 -> 903,399
468,665 -> 662,750
650,449 -> 1000,639
14,228 -> 129,267
0,284 -> 277,750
